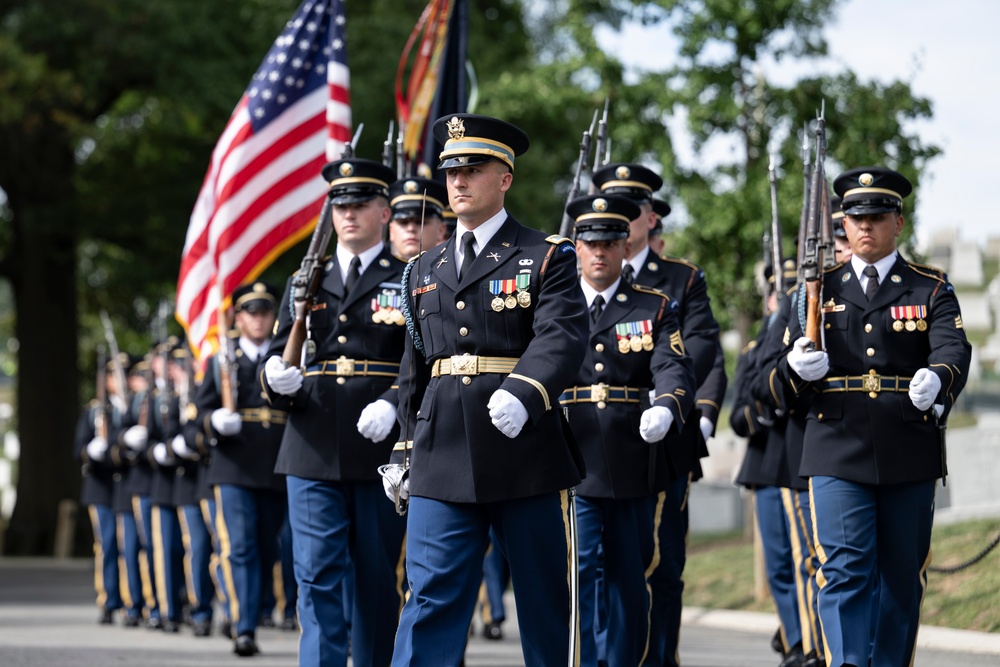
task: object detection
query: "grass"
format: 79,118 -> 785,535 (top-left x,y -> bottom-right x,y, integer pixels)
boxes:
683,517 -> 1000,632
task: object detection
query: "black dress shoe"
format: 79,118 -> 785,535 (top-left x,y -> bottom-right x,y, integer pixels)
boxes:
98,608 -> 114,625
771,628 -> 785,655
162,620 -> 181,633
779,644 -> 805,667
219,619 -> 232,639
281,617 -> 298,632
123,615 -> 141,628
482,622 -> 503,640
801,652 -> 826,667
258,616 -> 276,629
146,616 -> 164,631
234,634 -> 260,657
193,620 -> 212,637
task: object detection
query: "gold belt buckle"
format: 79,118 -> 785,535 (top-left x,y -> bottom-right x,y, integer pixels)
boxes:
862,371 -> 881,393
590,383 -> 609,403
336,357 -> 355,377
450,354 -> 479,376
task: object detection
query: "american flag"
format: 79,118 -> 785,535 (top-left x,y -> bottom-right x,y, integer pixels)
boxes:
176,0 -> 350,365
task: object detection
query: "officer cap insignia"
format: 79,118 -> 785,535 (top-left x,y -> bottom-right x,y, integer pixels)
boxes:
404,180 -> 419,193
616,166 -> 631,180
446,116 -> 465,140
859,172 -> 873,187
340,162 -> 354,177
593,198 -> 608,212
456,156 -> 469,165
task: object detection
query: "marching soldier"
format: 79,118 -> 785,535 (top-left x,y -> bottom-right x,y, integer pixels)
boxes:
777,167 -> 971,667
388,113 -> 589,666
562,194 -> 696,666
388,176 -> 449,262
74,352 -> 127,625
262,158 -> 408,667
186,282 -> 289,655
591,162 -> 726,667
648,197 -> 670,257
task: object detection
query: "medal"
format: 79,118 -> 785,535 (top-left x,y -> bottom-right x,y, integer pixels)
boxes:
515,273 -> 531,308
905,320 -> 916,332
491,297 -> 505,312
629,335 -> 643,353
372,310 -> 384,323
517,291 -> 531,308
642,333 -> 654,351
505,294 -> 518,309
916,318 -> 927,331
392,309 -> 405,325
618,338 -> 631,354
489,280 -> 505,312
892,320 -> 904,332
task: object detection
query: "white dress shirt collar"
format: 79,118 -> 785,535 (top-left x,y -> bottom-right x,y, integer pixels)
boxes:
335,242 -> 385,284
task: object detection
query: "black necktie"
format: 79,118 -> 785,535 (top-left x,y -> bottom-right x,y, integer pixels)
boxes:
459,231 -> 477,281
590,294 -> 605,326
345,255 -> 361,296
863,265 -> 879,301
621,264 -> 635,285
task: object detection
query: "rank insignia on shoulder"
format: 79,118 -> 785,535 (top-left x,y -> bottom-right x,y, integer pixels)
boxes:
545,234 -> 573,245
669,330 -> 685,356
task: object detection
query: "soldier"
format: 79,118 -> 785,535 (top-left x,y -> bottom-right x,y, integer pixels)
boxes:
262,158 -> 408,667
562,194 -> 696,666
831,196 -> 853,263
186,282 -> 289,656
388,176 -> 449,262
648,197 -> 670,257
387,113 -> 588,666
74,352 -> 127,625
591,163 -> 726,667
777,167 -> 971,667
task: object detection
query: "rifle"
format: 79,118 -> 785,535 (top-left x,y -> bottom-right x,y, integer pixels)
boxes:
801,103 -> 828,350
796,123 -> 811,274
216,286 -> 237,412
99,309 -> 129,407
282,124 -> 364,368
382,121 -> 395,171
396,122 -> 406,178
767,153 -> 785,304
154,300 -> 173,436
557,109 -> 598,239
589,98 -> 611,189
95,346 -> 109,441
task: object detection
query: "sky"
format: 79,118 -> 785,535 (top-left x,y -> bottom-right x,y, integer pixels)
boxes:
596,0 -> 1000,250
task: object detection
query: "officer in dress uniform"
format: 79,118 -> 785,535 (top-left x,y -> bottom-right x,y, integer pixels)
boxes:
388,176 -> 449,262
776,167 -> 971,667
386,113 -> 589,667
261,158 -> 408,667
648,197 -> 670,257
591,162 -> 726,667
75,353 -> 128,625
562,194 -> 696,666
185,282 -> 289,656
740,263 -> 814,667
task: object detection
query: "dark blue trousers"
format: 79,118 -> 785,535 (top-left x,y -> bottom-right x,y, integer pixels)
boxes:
782,488 -> 824,660
116,510 -> 144,620
152,504 -> 185,622
200,497 -> 231,627
756,486 -> 801,651
132,495 -> 160,620
393,491 -> 578,667
216,484 -> 284,638
479,529 -> 509,625
643,474 -> 690,667
277,511 -> 297,623
811,476 -> 935,667
577,496 -> 650,667
88,504 -> 122,612
178,504 -> 214,624
287,476 -> 406,667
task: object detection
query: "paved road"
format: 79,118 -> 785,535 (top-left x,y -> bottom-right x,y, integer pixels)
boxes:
0,558 -> 996,666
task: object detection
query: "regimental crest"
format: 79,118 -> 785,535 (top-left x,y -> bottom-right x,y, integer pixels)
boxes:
859,172 -> 874,187
669,330 -> 685,356
404,180 -> 419,193
593,198 -> 608,212
339,162 -> 354,177
616,166 -> 631,180
446,116 -> 465,140
456,156 -> 469,165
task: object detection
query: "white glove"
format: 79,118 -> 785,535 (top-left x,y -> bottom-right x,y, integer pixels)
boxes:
909,368 -> 942,412
640,406 -> 674,443
211,408 -> 243,437
264,355 -> 304,395
699,415 -> 714,442
152,442 -> 171,465
171,434 -> 199,460
379,464 -> 410,502
357,399 -> 397,443
123,425 -> 148,451
488,389 -> 529,439
110,395 -> 128,415
787,337 -> 830,382
86,437 -> 108,461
